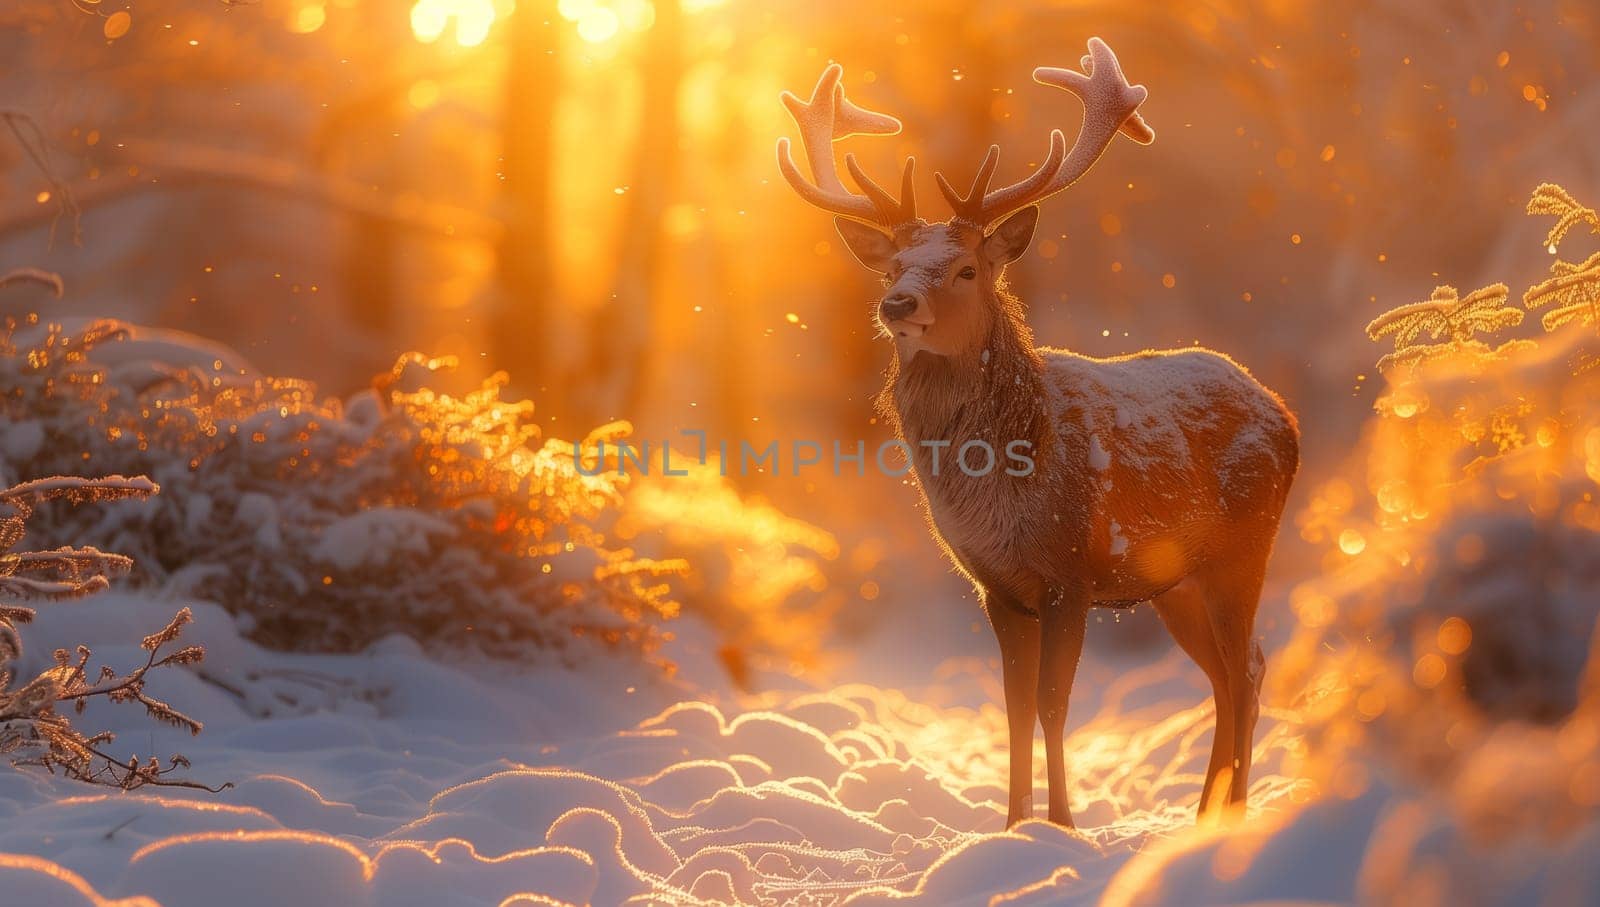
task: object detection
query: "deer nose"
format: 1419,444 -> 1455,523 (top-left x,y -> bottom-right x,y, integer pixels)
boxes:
879,293 -> 919,323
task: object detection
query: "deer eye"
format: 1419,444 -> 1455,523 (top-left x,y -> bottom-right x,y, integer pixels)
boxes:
957,266 -> 977,280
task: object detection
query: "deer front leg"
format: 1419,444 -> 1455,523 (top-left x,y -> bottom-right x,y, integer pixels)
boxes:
1038,588 -> 1089,827
984,591 -> 1040,828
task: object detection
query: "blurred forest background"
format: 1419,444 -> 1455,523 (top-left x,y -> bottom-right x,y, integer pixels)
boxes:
1,0 -> 1598,651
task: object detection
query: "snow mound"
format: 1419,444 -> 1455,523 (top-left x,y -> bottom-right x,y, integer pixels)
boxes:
0,592 -> 1308,906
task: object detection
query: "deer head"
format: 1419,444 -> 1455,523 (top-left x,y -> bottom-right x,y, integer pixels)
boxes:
777,37 -> 1154,358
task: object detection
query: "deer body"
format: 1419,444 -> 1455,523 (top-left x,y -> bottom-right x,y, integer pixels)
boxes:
892,337 -> 1297,609
778,38 -> 1299,826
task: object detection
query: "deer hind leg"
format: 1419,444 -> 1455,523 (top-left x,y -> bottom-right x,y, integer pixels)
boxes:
984,591 -> 1041,828
1201,554 -> 1270,817
1037,588 -> 1090,827
1152,576 -> 1234,822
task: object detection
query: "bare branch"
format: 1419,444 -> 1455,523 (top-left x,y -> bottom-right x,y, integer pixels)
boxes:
0,139 -> 499,243
0,110 -> 81,247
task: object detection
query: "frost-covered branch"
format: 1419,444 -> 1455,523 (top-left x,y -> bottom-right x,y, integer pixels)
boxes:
1367,283 -> 1529,373
0,475 -> 222,791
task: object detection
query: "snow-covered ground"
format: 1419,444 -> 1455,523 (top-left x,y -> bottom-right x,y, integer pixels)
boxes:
0,591 -> 1318,906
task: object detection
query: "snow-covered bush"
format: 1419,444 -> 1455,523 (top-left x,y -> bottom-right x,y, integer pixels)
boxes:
1274,197 -> 1600,848
0,315 -> 686,659
0,475 -> 218,790
1281,331 -> 1600,755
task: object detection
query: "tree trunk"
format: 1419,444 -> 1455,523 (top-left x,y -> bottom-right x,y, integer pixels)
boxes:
492,2 -> 562,408
577,0 -> 683,425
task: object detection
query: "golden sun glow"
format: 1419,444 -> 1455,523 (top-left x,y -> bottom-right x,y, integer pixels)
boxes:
410,0 -> 502,47
558,0 -> 664,44
288,1 -> 327,34
406,0 -> 689,48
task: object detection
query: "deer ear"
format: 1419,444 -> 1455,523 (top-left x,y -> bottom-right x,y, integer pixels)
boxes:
982,206 -> 1039,267
834,218 -> 899,273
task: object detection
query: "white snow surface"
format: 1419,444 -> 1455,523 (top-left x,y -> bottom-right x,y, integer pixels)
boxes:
0,592 -> 1321,907
5,590 -> 1597,906
311,508 -> 461,571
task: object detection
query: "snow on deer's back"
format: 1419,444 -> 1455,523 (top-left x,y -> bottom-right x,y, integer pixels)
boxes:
1041,346 -> 1300,602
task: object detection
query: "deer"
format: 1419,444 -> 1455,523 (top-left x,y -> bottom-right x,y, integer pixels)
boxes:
775,37 -> 1300,828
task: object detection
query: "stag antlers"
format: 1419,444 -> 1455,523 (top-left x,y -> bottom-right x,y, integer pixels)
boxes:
776,64 -> 919,230
777,37 -> 1153,232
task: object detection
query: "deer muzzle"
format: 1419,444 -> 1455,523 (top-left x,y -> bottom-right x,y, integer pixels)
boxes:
879,292 -> 933,337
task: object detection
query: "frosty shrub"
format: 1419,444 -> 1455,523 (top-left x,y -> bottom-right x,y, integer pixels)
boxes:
1283,324 -> 1600,784
1274,183 -> 1600,834
0,475 -> 220,791
0,317 -> 688,658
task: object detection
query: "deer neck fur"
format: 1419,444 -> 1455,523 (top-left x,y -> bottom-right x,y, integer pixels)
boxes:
878,284 -> 1068,592
882,282 -> 1045,448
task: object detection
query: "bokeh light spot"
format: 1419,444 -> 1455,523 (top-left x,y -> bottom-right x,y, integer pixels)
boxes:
103,10 -> 131,40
